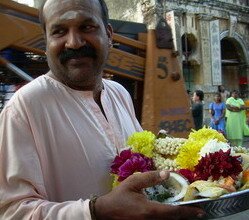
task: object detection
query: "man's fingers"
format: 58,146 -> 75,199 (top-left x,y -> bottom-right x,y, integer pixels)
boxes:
122,170 -> 170,191
149,203 -> 206,220
166,205 -> 205,219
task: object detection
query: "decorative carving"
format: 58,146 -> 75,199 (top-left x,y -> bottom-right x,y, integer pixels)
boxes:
141,0 -> 156,27
229,14 -> 238,37
197,13 -> 213,21
210,20 -> 222,86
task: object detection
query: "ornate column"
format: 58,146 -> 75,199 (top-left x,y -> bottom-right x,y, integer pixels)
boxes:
197,14 -> 214,91
229,14 -> 238,37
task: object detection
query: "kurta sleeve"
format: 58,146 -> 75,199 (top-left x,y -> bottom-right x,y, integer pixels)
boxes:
0,107 -> 91,220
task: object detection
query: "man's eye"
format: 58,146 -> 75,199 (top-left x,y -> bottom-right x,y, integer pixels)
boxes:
80,25 -> 96,32
51,29 -> 66,36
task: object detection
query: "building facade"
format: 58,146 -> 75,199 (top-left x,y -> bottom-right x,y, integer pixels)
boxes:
106,0 -> 249,123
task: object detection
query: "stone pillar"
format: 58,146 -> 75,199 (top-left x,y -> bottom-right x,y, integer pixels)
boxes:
165,10 -> 184,74
197,14 -> 213,91
171,10 -> 184,57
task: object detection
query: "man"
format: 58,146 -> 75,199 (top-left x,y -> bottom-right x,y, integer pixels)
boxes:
0,0 -> 205,219
218,85 -> 230,102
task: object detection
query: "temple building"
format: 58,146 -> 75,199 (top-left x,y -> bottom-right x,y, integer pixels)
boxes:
105,0 -> 249,124
106,0 -> 249,97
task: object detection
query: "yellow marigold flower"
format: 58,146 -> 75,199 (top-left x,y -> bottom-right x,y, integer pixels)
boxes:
189,127 -> 227,143
127,130 -> 155,158
112,174 -> 120,188
176,139 -> 203,170
176,127 -> 227,170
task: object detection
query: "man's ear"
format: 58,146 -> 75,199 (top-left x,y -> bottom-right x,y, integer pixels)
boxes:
106,23 -> 113,45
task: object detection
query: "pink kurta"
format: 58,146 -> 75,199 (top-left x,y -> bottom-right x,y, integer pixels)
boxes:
0,74 -> 142,219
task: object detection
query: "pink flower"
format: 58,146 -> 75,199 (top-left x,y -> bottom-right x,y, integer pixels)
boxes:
111,149 -> 132,174
111,149 -> 154,182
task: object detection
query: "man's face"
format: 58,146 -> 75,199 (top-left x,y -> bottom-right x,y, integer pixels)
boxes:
220,86 -> 224,92
192,92 -> 198,102
43,0 -> 112,90
232,91 -> 239,98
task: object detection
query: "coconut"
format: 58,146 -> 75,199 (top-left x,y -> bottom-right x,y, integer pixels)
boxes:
162,172 -> 189,202
144,172 -> 189,203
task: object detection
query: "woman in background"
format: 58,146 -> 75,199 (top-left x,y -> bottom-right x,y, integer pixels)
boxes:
209,93 -> 226,134
226,90 -> 249,146
192,90 -> 204,130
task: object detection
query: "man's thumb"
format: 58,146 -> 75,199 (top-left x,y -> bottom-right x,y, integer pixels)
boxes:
123,170 -> 170,190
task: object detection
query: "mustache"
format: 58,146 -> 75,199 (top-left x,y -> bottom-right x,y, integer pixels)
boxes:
59,45 -> 97,64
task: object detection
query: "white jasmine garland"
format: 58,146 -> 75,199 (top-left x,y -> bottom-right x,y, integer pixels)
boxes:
153,153 -> 180,171
154,137 -> 186,156
233,146 -> 249,154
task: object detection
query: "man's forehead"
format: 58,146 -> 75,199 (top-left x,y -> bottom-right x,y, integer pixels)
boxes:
43,0 -> 102,20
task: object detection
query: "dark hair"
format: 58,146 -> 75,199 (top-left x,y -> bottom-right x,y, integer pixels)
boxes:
39,0 -> 109,33
195,89 -> 204,101
214,92 -> 221,97
231,89 -> 239,95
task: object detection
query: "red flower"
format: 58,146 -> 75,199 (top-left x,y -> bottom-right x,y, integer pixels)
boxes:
194,149 -> 242,181
178,169 -> 196,183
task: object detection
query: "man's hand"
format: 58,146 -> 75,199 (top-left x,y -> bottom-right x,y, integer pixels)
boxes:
95,170 -> 205,220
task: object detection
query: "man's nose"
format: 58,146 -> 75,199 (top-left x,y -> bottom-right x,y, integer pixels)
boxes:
65,31 -> 86,49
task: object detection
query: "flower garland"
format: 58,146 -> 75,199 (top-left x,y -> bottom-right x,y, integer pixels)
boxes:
110,127 -> 249,202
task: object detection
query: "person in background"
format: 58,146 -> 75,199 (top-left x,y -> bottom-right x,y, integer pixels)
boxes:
192,89 -> 204,130
226,90 -> 249,147
218,85 -> 230,102
242,93 -> 249,140
0,0 -> 205,219
209,93 -> 226,134
244,100 -> 249,126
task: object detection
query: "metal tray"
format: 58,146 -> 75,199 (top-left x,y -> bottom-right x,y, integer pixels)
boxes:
169,189 -> 249,219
